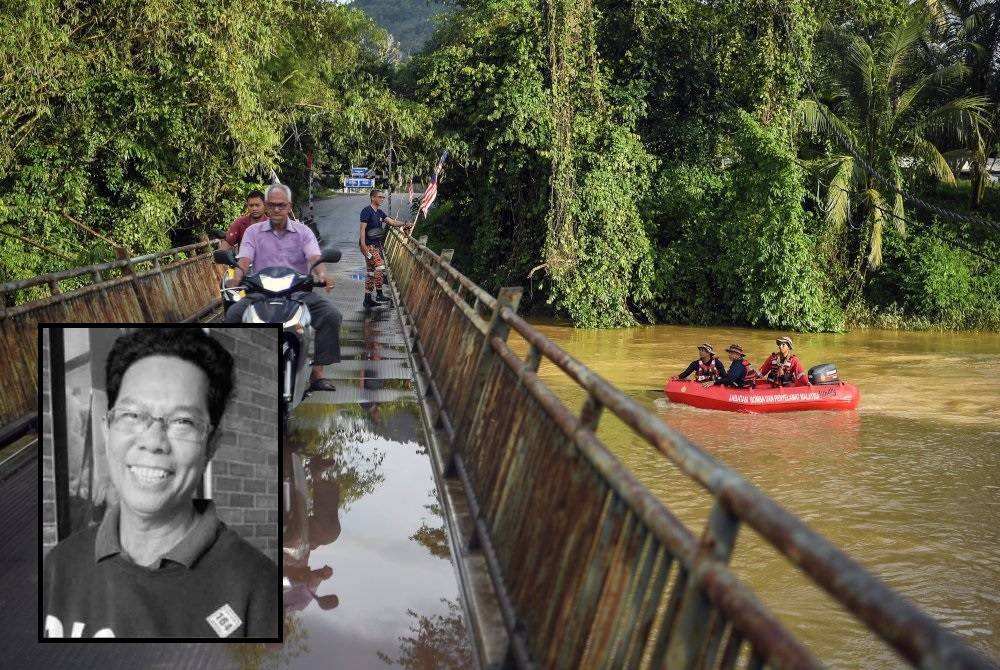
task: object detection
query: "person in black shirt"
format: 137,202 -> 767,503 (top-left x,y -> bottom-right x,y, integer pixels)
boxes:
43,329 -> 278,638
673,343 -> 726,385
359,189 -> 412,308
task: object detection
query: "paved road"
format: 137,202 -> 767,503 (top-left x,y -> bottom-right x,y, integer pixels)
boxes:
276,194 -> 472,669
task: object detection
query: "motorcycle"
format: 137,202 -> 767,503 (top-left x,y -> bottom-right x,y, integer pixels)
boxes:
213,246 -> 342,423
208,229 -> 245,311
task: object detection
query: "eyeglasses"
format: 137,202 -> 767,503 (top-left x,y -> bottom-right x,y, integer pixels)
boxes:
266,202 -> 290,210
107,408 -> 210,442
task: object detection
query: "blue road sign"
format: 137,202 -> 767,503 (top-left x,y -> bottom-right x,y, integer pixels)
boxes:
350,167 -> 369,177
344,178 -> 375,188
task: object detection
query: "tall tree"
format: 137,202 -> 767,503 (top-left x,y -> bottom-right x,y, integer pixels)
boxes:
799,6 -> 987,281
926,0 -> 1000,206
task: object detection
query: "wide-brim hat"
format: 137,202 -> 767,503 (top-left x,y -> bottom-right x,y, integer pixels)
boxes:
725,343 -> 745,356
776,336 -> 793,348
697,343 -> 715,355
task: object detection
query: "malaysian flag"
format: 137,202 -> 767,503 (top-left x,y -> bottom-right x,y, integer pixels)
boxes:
419,150 -> 448,219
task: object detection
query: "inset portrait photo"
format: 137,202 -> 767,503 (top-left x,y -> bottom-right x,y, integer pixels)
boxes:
39,325 -> 281,640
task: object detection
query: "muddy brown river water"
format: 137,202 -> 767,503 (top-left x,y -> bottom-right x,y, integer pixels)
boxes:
508,323 -> 1000,668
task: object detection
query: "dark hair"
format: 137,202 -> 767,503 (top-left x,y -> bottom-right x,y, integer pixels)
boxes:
370,189 -> 384,199
105,328 -> 235,428
247,189 -> 265,201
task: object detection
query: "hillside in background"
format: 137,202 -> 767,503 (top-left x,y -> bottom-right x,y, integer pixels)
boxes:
352,0 -> 448,54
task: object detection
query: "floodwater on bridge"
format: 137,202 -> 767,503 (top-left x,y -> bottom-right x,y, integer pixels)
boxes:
224,194 -> 471,670
261,401 -> 470,670
509,323 -> 1000,668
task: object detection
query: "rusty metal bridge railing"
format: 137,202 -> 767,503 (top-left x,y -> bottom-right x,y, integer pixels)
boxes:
0,242 -> 223,427
382,229 -> 993,670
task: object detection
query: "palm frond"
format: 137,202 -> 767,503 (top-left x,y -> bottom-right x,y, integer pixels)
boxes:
921,0 -> 954,34
826,156 -> 854,234
892,187 -> 905,236
911,134 -> 958,185
862,188 -> 890,269
798,99 -> 860,148
915,95 -> 989,144
845,37 -> 875,115
893,63 -> 969,127
882,13 -> 926,83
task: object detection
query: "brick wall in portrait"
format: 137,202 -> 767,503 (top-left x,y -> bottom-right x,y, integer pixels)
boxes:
41,329 -> 57,554
209,327 -> 280,565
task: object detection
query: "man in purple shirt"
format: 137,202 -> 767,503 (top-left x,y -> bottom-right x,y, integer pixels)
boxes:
224,184 -> 342,392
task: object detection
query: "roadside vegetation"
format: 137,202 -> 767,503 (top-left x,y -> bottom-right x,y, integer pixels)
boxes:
2,0 -> 997,330
405,0 -> 1000,330
0,0 -> 435,300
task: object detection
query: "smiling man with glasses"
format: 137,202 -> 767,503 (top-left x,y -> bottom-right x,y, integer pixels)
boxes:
42,328 -> 279,638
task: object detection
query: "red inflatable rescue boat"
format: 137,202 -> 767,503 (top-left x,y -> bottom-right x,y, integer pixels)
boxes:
663,379 -> 860,413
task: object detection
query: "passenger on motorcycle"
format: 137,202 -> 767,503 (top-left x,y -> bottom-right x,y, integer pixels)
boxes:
224,184 -> 343,392
220,190 -> 267,251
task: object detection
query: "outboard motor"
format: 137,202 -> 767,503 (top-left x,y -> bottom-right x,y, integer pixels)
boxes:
214,247 -> 341,423
808,363 -> 840,385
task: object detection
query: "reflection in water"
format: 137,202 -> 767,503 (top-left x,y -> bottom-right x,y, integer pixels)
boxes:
238,302 -> 471,670
284,450 -> 342,613
410,491 -> 450,562
508,322 -> 1000,667
377,598 -> 473,670
291,411 -> 387,512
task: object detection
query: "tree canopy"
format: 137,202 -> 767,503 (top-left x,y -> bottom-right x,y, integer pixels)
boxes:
3,0 -> 997,330
402,0 -> 999,330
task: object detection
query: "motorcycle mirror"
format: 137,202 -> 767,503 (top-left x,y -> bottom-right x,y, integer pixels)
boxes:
318,248 -> 341,264
208,228 -> 227,240
213,249 -> 238,266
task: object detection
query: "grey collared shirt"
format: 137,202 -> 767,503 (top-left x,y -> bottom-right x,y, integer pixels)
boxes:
95,499 -> 221,569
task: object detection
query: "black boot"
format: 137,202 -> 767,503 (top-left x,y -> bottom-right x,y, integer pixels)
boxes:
374,290 -> 392,303
363,293 -> 378,308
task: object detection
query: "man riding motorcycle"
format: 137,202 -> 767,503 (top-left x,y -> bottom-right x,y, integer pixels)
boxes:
224,183 -> 342,393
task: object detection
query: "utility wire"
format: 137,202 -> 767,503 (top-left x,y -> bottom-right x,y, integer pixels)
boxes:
779,12 -> 1000,235
814,176 -> 1000,264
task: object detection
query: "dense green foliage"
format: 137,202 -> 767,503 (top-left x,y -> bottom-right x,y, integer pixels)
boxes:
404,0 -> 999,330
4,0 -> 997,330
0,0 -> 432,297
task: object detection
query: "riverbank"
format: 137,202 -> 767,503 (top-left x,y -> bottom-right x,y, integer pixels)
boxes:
519,301 -> 1000,334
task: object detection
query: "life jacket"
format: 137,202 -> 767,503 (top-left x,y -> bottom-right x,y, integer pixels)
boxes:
695,357 -> 721,382
736,357 -> 758,388
764,353 -> 799,386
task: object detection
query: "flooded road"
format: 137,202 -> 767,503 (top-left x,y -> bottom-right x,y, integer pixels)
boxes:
275,403 -> 469,670
230,194 -> 470,670
509,323 -> 1000,668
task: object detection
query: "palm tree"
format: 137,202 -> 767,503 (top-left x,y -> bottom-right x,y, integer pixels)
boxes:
799,6 -> 987,275
925,0 -> 1000,206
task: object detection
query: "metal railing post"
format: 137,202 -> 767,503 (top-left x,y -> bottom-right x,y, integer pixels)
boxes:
438,249 -> 455,278
666,500 -> 741,669
448,286 -> 522,472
